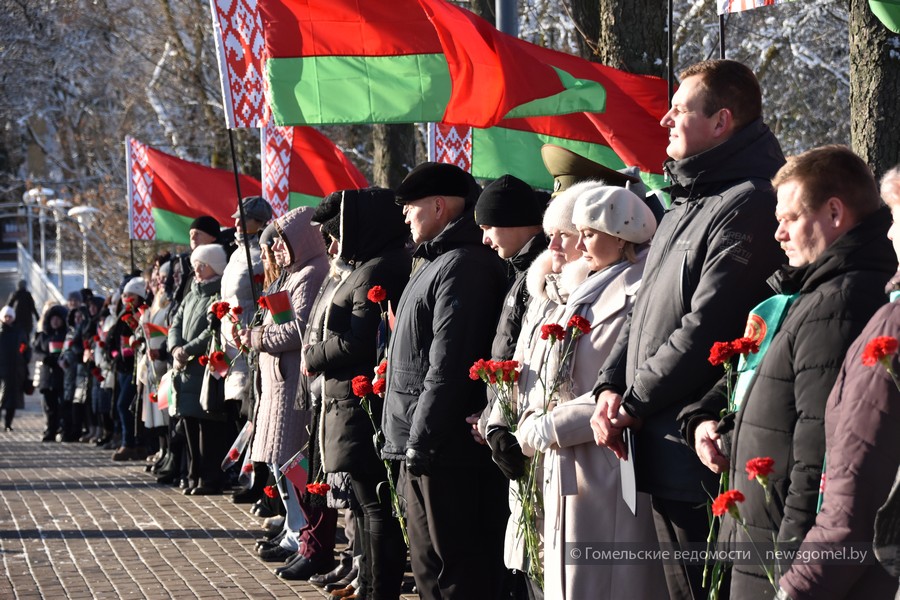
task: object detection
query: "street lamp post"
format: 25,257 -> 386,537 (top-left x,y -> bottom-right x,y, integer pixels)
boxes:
67,206 -> 101,289
46,199 -> 71,292
22,187 -> 55,265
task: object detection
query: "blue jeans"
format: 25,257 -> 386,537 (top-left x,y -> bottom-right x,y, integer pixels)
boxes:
116,372 -> 137,447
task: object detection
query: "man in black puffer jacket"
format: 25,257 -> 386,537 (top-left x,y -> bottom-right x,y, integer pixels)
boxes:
382,162 -> 508,600
681,145 -> 897,599
590,59 -> 786,599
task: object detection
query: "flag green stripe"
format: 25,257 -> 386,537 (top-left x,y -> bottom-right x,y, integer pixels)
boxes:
471,127 -> 667,193
288,192 -> 322,210
503,67 -> 606,120
267,54 -> 452,125
151,207 -> 194,245
272,309 -> 293,325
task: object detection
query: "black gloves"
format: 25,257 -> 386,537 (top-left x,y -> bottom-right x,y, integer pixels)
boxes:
487,428 -> 527,480
405,447 -> 436,477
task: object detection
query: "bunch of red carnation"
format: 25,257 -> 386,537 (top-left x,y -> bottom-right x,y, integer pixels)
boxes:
708,336 -> 761,367
307,482 -> 331,496
469,359 -> 519,384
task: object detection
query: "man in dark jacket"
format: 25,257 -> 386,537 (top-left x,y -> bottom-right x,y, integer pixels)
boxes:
382,162 -> 508,599
589,59 -> 786,599
681,145 -> 897,599
7,280 -> 38,337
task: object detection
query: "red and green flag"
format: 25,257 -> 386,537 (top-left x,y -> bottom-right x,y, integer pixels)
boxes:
144,323 -> 169,339
429,63 -> 671,190
279,449 -> 309,489
126,137 -> 263,244
258,0 -> 610,128
49,340 -> 64,354
259,290 -> 294,324
261,122 -> 368,216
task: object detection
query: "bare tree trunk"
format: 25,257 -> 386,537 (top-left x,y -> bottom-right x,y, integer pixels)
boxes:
569,0 -> 666,77
849,0 -> 900,178
372,124 -> 416,188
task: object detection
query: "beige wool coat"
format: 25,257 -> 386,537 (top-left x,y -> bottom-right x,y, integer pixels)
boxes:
517,248 -> 667,600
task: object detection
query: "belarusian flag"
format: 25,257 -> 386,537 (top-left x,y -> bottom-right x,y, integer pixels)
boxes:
144,323 -> 169,339
49,340 -> 64,354
261,122 -> 369,217
259,0 -> 608,128
429,63 -> 670,191
280,449 -> 309,490
259,290 -> 294,324
126,137 -> 263,244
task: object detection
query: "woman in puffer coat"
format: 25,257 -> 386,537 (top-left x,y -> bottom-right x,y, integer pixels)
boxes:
515,184 -> 666,599
238,207 -> 328,568
34,303 -> 68,441
303,187 -> 411,599
169,243 -> 229,495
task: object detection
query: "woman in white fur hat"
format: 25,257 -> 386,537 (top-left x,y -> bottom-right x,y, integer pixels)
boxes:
515,183 -> 667,599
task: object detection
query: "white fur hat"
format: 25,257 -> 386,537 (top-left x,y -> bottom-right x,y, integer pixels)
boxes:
572,186 -> 657,244
122,277 -> 147,299
0,306 -> 14,320
543,180 -> 606,235
190,244 -> 228,276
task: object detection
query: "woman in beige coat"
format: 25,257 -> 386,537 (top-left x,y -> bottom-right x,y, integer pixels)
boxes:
516,184 -> 667,599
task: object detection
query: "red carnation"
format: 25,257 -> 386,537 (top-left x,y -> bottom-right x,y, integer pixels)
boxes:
257,297 -> 267,310
711,489 -> 745,518
498,360 -> 520,383
227,448 -> 240,462
862,336 -> 900,367
19,343 -> 27,353
372,378 -> 386,395
98,341 -> 105,348
352,375 -> 374,398
198,355 -> 209,366
211,350 -> 226,363
469,358 -> 489,381
540,323 -> 565,341
93,335 -> 100,342
306,482 -> 331,496
264,485 -> 277,499
567,315 -> 592,335
83,340 -> 91,350
376,360 -> 388,376
241,463 -> 253,474
732,336 -> 761,355
231,306 -> 243,317
367,285 -> 387,303
90,367 -> 104,383
708,341 -> 737,367
746,456 -> 774,481
149,393 -> 158,403
253,273 -> 265,285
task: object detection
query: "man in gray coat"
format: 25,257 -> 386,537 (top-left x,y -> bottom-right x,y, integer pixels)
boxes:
590,59 -> 786,599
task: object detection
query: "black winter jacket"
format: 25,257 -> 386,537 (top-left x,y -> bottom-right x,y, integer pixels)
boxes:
33,304 -> 68,394
695,208 -> 896,598
381,208 -> 507,464
304,188 -> 412,473
490,233 -> 549,361
594,118 -> 786,502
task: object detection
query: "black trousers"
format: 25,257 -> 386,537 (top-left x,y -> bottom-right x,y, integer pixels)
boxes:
42,390 -> 60,435
183,416 -> 229,488
402,461 -> 508,600
651,495 -> 722,600
349,465 -> 407,600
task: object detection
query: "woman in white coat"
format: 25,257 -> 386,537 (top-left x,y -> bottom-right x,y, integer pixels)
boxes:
516,184 -> 667,599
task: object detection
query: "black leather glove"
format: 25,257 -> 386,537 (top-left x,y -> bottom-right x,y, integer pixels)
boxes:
487,428 -> 527,480
405,447 -> 435,477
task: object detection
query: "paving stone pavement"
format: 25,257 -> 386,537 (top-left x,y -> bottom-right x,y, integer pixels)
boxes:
0,403 -> 414,599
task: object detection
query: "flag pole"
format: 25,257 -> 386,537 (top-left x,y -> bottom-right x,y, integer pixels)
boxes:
667,0 -> 675,104
719,15 -> 726,58
226,129 -> 259,303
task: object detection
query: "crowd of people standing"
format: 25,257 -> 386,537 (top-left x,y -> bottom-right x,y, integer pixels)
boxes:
5,58 -> 900,600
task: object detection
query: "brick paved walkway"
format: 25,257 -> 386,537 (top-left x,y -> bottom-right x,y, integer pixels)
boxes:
0,403 -> 359,599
